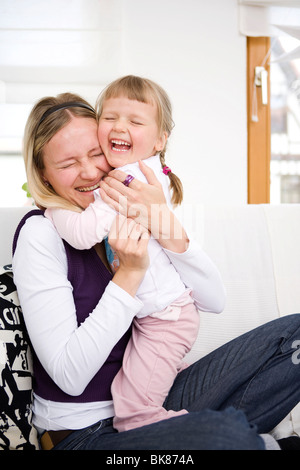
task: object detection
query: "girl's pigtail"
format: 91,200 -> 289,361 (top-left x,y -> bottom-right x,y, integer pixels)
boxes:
159,150 -> 183,206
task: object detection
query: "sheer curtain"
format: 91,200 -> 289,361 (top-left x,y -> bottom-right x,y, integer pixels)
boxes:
0,0 -> 122,104
0,0 -> 122,206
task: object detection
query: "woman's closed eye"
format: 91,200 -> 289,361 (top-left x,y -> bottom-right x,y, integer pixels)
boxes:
59,161 -> 76,169
92,152 -> 105,157
102,116 -> 116,121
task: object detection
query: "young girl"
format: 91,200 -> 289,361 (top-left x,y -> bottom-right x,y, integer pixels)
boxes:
44,76 -> 224,432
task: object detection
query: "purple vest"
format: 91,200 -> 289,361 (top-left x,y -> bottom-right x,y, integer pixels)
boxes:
13,210 -> 131,403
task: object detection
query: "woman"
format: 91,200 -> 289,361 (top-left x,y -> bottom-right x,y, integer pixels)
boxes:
13,92 -> 300,450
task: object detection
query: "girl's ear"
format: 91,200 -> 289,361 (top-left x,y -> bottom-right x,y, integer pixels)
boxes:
155,131 -> 168,152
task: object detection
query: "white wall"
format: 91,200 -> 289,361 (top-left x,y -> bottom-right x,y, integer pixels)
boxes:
0,0 -> 247,207
119,0 -> 247,206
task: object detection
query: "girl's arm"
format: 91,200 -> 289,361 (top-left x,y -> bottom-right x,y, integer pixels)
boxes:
45,193 -> 116,250
12,215 -> 149,396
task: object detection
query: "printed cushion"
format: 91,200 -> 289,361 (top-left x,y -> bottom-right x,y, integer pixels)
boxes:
0,264 -> 39,450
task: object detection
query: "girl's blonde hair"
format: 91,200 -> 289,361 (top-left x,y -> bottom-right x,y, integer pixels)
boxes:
95,75 -> 183,206
23,92 -> 96,212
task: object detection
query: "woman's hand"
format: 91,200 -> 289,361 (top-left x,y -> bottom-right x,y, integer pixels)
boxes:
99,160 -> 166,230
100,160 -> 189,253
109,214 -> 150,297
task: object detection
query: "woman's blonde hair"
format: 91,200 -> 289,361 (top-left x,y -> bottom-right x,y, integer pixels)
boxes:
95,75 -> 183,206
23,92 -> 96,212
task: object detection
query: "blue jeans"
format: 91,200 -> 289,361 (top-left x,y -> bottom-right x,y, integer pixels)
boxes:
53,314 -> 300,450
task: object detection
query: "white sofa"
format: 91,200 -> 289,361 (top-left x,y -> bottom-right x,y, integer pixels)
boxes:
1,204 -> 300,446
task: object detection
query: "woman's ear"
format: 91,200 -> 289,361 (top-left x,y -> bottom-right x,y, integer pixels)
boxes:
41,172 -> 50,187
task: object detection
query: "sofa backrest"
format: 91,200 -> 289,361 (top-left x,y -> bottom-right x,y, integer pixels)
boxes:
0,206 -> 33,266
183,203 -> 300,360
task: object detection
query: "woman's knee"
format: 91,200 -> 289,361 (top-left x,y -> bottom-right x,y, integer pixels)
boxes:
177,408 -> 265,450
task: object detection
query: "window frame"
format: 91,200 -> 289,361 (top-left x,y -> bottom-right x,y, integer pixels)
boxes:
247,36 -> 271,204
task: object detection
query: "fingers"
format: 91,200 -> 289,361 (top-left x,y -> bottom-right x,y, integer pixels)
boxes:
106,169 -> 137,186
108,215 -> 150,276
99,176 -> 127,198
109,215 -> 149,245
99,172 -> 142,207
138,160 -> 160,186
103,170 -> 141,192
108,214 -> 130,242
104,160 -> 160,190
99,172 -> 148,218
98,187 -> 128,215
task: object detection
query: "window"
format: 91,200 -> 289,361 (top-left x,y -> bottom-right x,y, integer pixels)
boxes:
240,0 -> 300,203
0,0 -> 121,207
270,35 -> 300,203
0,104 -> 31,207
247,36 -> 271,204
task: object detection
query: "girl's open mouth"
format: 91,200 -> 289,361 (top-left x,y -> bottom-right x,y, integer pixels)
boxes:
111,140 -> 131,152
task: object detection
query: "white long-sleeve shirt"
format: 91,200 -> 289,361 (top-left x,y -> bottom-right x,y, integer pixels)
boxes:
13,213 -> 226,430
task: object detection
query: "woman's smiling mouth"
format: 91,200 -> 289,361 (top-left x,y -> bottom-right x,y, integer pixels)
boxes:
76,181 -> 101,192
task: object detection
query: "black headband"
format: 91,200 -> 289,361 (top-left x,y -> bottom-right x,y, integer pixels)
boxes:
37,101 -> 95,128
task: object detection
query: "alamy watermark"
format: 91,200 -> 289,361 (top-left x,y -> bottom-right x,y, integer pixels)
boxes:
99,201 -> 206,243
292,340 -> 300,365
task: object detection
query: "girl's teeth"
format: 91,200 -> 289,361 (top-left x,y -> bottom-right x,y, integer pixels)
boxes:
111,140 -> 131,151
112,140 -> 130,146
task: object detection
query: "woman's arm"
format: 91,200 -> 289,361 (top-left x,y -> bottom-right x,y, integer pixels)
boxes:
164,239 -> 226,314
12,215 -> 148,396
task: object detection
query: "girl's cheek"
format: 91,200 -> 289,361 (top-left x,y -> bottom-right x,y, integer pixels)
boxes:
102,158 -> 112,173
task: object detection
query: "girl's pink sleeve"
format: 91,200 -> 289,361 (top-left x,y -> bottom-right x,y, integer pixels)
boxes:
45,195 -> 116,250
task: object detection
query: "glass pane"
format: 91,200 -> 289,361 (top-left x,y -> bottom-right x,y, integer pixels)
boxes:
0,155 -> 28,207
270,35 -> 300,204
0,104 -> 32,207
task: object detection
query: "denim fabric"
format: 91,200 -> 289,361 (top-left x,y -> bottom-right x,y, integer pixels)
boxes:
164,313 -> 300,434
53,409 -> 263,450
53,314 -> 300,450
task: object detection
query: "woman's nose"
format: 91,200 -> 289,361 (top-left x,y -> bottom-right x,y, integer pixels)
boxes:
80,159 -> 99,179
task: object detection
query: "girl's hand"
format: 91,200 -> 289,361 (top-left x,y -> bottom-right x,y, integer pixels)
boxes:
109,214 -> 150,297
